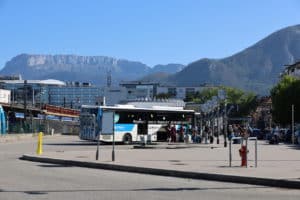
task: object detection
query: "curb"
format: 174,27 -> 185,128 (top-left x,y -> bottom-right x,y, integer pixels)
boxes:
20,155 -> 300,189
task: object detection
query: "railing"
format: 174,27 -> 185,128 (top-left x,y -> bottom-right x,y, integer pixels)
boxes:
229,136 -> 258,168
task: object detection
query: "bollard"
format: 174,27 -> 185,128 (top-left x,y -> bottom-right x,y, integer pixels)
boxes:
36,132 -> 43,155
230,136 -> 257,168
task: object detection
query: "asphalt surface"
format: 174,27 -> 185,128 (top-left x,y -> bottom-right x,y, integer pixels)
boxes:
1,135 -> 300,200
21,134 -> 300,189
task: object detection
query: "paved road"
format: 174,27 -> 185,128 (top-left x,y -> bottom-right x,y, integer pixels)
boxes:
1,136 -> 300,200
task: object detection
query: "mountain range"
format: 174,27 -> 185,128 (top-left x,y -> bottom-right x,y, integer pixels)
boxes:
0,54 -> 184,86
1,24 -> 300,94
167,24 -> 300,94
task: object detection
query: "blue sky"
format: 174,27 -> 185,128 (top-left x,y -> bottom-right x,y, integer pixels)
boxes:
0,0 -> 299,68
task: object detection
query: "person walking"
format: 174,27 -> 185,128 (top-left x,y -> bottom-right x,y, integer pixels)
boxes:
171,124 -> 177,143
167,122 -> 172,143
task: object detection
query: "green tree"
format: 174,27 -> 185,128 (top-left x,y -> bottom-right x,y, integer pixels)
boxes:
155,92 -> 173,99
271,76 -> 300,125
222,86 -> 257,117
187,88 -> 218,104
187,86 -> 257,117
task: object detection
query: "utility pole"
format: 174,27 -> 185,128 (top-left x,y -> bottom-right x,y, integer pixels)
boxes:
23,80 -> 27,117
12,86 -> 14,105
292,104 -> 295,144
211,113 -> 214,144
32,87 -> 35,107
224,101 -> 227,147
217,106 -> 220,144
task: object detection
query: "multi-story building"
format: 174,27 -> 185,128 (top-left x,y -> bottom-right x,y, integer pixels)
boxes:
157,84 -> 216,99
0,76 -> 218,109
102,86 -> 126,106
48,82 -> 102,109
0,78 -> 103,109
119,81 -> 159,101
0,79 -> 66,106
117,81 -> 218,102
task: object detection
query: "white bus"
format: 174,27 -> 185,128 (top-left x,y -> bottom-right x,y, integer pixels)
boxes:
79,105 -> 195,144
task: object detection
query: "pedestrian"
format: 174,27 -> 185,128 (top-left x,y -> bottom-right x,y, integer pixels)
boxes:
204,125 -> 209,144
171,124 -> 177,142
167,122 -> 171,143
273,126 -> 280,144
179,125 -> 184,142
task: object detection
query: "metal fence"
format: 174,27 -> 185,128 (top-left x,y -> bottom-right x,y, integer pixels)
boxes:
8,118 -> 79,135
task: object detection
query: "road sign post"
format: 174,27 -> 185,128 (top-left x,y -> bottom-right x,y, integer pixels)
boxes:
101,111 -> 115,161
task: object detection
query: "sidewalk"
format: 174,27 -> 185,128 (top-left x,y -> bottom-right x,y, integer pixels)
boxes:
0,133 -> 61,143
21,139 -> 300,189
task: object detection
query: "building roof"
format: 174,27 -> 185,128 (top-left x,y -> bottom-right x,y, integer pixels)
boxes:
39,79 -> 66,85
1,79 -> 66,86
119,81 -> 160,86
284,61 -> 300,69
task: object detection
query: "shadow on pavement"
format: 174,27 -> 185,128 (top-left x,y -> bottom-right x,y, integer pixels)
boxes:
44,142 -> 97,146
44,142 -> 121,146
0,185 -> 267,195
37,164 -> 73,168
286,145 -> 300,150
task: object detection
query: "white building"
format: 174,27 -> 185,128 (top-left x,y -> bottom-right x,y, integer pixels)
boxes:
282,61 -> 300,78
119,81 -> 159,101
0,89 -> 11,104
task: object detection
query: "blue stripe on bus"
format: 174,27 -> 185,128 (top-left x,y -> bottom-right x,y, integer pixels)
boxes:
115,124 -> 135,132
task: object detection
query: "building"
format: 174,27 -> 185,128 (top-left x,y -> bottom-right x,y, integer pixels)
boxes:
0,76 -> 219,109
102,86 -> 126,106
0,89 -> 11,104
281,61 -> 300,78
119,81 -> 217,101
123,99 -> 186,108
0,78 -> 103,109
119,81 -> 159,101
157,84 -> 216,99
0,79 -> 66,106
48,82 -> 102,109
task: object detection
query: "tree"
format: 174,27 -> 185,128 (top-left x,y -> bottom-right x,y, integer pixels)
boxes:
186,88 -> 218,103
187,86 -> 258,117
271,75 -> 300,125
155,92 -> 173,99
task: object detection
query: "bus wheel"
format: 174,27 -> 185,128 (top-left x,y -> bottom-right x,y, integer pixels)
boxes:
123,134 -> 132,145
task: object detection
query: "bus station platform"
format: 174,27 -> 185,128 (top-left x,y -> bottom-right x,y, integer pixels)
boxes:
21,138 -> 300,189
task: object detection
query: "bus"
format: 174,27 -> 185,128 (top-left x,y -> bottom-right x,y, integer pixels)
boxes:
79,104 -> 195,144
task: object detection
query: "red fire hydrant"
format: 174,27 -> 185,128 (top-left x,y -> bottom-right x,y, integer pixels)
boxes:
239,145 -> 248,167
